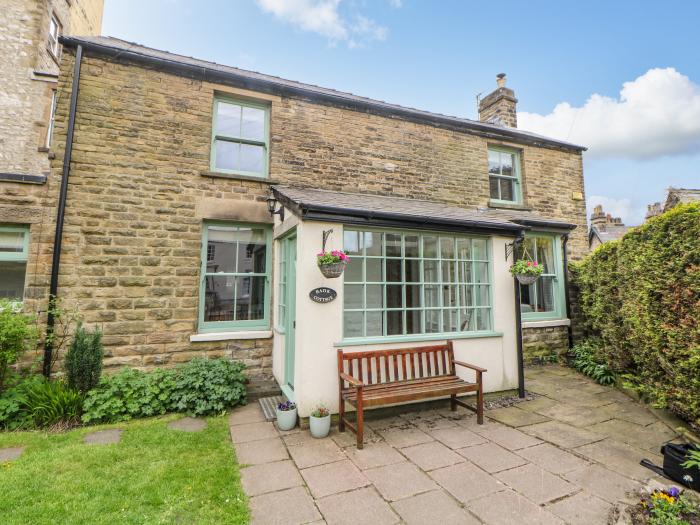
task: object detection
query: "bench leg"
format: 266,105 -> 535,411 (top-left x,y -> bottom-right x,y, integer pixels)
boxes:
356,388 -> 364,449
338,393 -> 346,433
450,394 -> 457,411
476,371 -> 484,424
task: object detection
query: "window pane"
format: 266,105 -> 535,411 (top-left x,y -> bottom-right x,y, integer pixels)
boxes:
501,153 -> 513,176
216,102 -> 241,137
344,230 -> 363,256
456,238 -> 471,260
443,285 -> 457,307
236,276 -> 265,320
460,284 -> 473,306
520,283 -> 535,313
386,259 -> 402,282
387,311 -> 403,335
536,237 -> 555,273
240,144 -> 265,174
214,140 -> 239,171
476,309 -> 491,331
0,231 -> 25,253
386,233 -> 401,257
386,285 -> 402,308
460,308 -> 475,331
443,309 -> 458,332
489,176 -> 500,200
473,239 -> 488,260
458,260 -> 472,283
344,257 -> 363,282
475,285 -> 490,306
488,150 -> 500,174
344,284 -> 363,309
536,276 -> 556,312
423,236 -> 438,258
366,258 -> 382,282
406,310 -> 421,334
440,237 -> 454,259
424,260 -> 439,282
425,309 -> 441,333
499,178 -> 514,201
405,285 -> 420,308
404,235 -> 419,257
366,284 -> 383,308
404,259 -> 420,282
0,261 -> 26,300
235,229 -> 267,273
365,311 -> 383,336
474,262 -> 489,283
441,261 -> 456,283
206,227 -> 237,273
424,284 -> 440,307
365,232 -> 382,256
344,311 -> 363,338
204,275 -> 234,321
241,106 -> 265,141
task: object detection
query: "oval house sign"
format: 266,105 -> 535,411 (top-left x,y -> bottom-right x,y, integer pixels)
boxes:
309,287 -> 337,303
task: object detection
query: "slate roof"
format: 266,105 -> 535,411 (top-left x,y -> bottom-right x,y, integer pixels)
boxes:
272,186 -> 576,235
60,36 -> 586,153
665,187 -> 700,208
589,224 -> 630,244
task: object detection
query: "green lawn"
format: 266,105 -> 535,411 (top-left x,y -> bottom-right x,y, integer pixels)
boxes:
0,415 -> 249,524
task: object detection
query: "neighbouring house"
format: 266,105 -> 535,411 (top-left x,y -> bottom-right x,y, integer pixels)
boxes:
646,187 -> 700,220
588,205 -> 631,249
0,0 -> 103,301
5,36 -> 588,414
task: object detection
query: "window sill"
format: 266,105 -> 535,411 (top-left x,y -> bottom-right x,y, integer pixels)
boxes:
335,331 -> 503,347
488,200 -> 531,211
521,319 -> 570,329
200,170 -> 280,184
190,330 -> 272,342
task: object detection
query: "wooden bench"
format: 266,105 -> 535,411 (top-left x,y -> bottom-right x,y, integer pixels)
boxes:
337,341 -> 486,448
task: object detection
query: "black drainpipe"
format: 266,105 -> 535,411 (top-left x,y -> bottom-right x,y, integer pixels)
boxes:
562,233 -> 574,350
512,233 -> 526,398
43,44 -> 83,378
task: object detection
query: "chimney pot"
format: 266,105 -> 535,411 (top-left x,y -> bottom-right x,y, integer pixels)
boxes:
496,73 -> 506,87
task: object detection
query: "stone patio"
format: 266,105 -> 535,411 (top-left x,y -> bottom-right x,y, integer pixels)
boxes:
230,365 -> 687,525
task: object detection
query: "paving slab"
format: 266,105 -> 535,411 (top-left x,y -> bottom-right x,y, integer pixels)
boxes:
610,402 -> 661,426
283,430 -> 320,447
472,424 -> 543,451
330,427 -> 380,448
400,441 -> 465,471
249,486 -> 321,525
301,459 -> 370,499
536,403 -> 616,427
0,447 -> 25,462
230,421 -> 278,444
457,442 -> 528,473
545,491 -> 613,525
288,439 -> 346,469
573,438 -> 662,481
486,406 -> 550,427
167,417 -> 207,432
316,487 -> 399,525
365,461 -> 438,501
345,441 -> 406,470
83,429 -> 122,445
564,464 -> 642,504
515,442 -> 590,475
241,460 -> 304,496
235,437 -> 289,466
588,419 -> 678,452
517,395 -> 559,413
467,489 -> 564,525
494,463 -> 578,505
429,462 -> 506,503
428,426 -> 487,449
229,403 -> 267,425
366,415 -> 411,431
520,421 -> 603,449
391,489 -> 481,525
378,427 -> 434,448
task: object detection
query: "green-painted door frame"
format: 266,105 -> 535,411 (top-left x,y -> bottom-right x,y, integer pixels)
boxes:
282,232 -> 297,398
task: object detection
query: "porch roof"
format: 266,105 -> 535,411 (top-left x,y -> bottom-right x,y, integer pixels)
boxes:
272,186 -> 575,235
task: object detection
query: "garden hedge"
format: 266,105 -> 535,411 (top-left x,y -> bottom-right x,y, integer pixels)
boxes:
571,203 -> 700,429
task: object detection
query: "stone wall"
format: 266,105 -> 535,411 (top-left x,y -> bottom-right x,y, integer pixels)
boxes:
39,48 -> 587,386
522,325 -> 570,365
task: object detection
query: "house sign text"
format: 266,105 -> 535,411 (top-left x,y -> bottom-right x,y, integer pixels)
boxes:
309,287 -> 337,303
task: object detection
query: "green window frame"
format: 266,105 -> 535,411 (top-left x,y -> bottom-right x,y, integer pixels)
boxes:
488,146 -> 522,204
519,234 -> 566,321
276,237 -> 287,332
210,96 -> 270,178
0,225 -> 30,301
343,228 -> 494,343
198,222 -> 272,333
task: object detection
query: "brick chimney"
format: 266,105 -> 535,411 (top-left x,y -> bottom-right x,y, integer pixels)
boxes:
479,73 -> 518,128
590,205 -> 625,231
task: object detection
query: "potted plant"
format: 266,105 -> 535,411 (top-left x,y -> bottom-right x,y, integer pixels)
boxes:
276,400 -> 297,431
317,250 -> 349,278
509,259 -> 543,285
309,404 -> 331,438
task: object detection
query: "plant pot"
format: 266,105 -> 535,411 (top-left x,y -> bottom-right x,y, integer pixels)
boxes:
318,260 -> 346,278
309,414 -> 331,438
515,273 -> 540,285
275,407 -> 297,431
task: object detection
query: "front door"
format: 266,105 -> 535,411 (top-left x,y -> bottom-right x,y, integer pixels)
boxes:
283,233 -> 297,393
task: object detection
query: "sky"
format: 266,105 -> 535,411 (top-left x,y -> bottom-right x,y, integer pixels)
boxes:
102,0 -> 700,225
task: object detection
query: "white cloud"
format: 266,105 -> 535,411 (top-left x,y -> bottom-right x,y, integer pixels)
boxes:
255,0 -> 387,47
519,68 -> 700,159
388,0 -> 403,7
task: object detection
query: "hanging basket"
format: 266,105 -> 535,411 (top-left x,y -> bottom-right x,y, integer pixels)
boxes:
515,273 -> 540,285
318,260 -> 347,278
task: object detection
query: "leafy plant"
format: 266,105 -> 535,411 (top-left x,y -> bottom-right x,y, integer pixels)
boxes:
682,448 -> 700,471
509,259 -> 543,277
0,301 -> 39,391
43,298 -> 83,377
311,404 -> 330,418
64,324 -> 103,393
317,250 -> 349,266
277,400 -> 296,411
0,376 -> 82,429
171,358 -> 247,416
569,340 -> 616,385
638,487 -> 699,525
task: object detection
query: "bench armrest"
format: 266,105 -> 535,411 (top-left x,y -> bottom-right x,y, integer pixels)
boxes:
453,360 -> 487,373
339,372 -> 365,387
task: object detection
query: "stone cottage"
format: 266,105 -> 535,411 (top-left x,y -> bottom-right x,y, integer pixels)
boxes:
6,36 -> 588,412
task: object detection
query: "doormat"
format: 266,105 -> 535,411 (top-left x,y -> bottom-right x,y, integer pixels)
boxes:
258,395 -> 285,422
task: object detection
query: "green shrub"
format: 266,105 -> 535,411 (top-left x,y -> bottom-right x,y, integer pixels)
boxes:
171,358 -> 247,416
82,358 -> 247,424
569,340 -> 616,385
0,301 -> 39,391
572,203 -> 700,428
0,376 -> 82,429
64,325 -> 103,393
